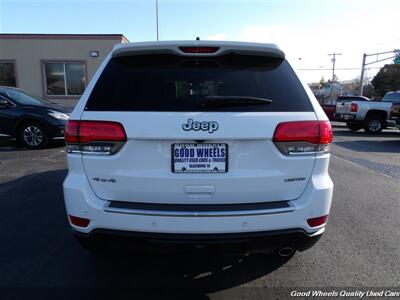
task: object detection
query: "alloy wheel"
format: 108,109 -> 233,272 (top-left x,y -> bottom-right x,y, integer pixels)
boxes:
23,126 -> 44,146
368,120 -> 382,133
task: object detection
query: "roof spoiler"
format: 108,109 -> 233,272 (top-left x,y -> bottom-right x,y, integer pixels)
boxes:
112,41 -> 285,60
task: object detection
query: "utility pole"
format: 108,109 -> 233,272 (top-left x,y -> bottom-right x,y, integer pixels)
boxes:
328,52 -> 341,103
359,53 -> 367,96
359,49 -> 400,96
156,0 -> 159,41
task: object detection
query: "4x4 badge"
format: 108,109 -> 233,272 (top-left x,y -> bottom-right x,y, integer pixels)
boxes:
182,119 -> 219,133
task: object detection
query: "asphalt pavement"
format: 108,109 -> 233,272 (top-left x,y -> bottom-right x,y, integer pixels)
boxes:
0,124 -> 399,299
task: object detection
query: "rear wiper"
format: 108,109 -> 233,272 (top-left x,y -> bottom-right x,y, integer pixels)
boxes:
200,96 -> 273,107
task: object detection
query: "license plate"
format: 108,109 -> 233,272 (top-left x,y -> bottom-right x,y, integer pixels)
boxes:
172,143 -> 228,173
344,114 -> 355,120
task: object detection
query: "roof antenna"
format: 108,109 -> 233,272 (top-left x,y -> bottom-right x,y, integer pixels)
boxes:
196,37 -> 200,41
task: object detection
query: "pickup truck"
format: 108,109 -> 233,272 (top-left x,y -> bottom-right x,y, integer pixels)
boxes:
335,91 -> 400,133
321,96 -> 370,121
320,104 -> 336,120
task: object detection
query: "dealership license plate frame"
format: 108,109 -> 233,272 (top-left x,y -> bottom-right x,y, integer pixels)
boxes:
172,143 -> 228,173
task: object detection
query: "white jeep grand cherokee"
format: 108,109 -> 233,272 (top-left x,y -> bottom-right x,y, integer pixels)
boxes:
63,41 -> 333,256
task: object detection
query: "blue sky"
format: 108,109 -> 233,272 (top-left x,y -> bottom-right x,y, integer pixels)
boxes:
1,0 -> 399,82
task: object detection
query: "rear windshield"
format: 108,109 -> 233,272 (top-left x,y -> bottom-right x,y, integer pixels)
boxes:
383,92 -> 400,102
85,54 -> 312,112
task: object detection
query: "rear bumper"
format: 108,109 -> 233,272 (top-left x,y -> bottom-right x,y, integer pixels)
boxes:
63,154 -> 333,252
334,113 -> 356,121
72,227 -> 323,253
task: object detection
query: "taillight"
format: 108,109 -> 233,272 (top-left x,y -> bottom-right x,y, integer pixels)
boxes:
64,120 -> 126,155
64,120 -> 79,143
273,121 -> 333,155
351,103 -> 358,112
307,215 -> 328,227
79,121 -> 126,143
179,46 -> 219,53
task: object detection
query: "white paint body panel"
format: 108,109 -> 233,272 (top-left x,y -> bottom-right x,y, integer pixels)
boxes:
80,111 -> 317,203
64,40 -> 333,236
63,153 -> 332,234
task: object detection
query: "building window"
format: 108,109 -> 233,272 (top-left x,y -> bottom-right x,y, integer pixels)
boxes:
43,62 -> 86,96
0,62 -> 17,87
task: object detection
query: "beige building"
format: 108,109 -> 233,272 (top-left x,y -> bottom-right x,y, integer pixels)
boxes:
0,34 -> 129,106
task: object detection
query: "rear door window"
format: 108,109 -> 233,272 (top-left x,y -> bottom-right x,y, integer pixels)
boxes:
85,54 -> 312,112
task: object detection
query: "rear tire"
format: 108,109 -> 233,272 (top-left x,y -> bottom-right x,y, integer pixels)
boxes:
18,122 -> 48,149
346,122 -> 363,132
364,116 -> 384,134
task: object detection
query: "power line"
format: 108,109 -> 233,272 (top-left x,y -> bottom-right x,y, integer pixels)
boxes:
359,49 -> 400,95
298,67 -> 382,71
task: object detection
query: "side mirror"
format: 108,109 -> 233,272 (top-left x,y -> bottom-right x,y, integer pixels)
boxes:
0,99 -> 10,108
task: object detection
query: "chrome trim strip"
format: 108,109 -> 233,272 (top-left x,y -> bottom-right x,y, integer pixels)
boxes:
81,151 -> 111,156
52,136 -> 65,140
287,151 -> 316,156
288,150 -> 329,156
103,201 -> 295,217
0,133 -> 11,137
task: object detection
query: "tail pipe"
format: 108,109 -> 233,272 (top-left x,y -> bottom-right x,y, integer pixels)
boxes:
278,247 -> 295,257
